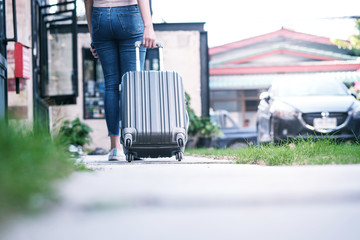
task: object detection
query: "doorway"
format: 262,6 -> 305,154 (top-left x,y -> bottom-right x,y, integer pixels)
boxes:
32,0 -> 78,130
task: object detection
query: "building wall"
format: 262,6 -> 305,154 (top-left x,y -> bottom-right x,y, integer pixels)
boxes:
6,0 -> 33,125
155,31 -> 202,116
51,30 -> 203,150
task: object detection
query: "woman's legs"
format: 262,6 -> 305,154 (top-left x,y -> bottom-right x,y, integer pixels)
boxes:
93,41 -> 144,150
92,6 -> 145,151
110,136 -> 121,149
118,40 -> 146,75
96,41 -> 122,150
93,40 -> 121,140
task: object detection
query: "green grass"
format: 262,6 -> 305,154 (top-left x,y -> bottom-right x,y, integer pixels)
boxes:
0,121 -> 82,220
186,138 -> 360,165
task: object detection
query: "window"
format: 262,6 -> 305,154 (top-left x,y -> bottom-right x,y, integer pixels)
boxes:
39,1 -> 78,105
210,90 -> 238,99
244,89 -> 259,97
47,32 -> 74,96
145,48 -> 160,70
212,100 -> 241,112
83,48 -> 105,119
245,100 -> 259,111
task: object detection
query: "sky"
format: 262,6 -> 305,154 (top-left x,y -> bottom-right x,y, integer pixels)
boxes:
151,0 -> 360,47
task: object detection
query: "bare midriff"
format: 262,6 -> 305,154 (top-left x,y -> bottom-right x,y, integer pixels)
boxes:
93,0 -> 138,7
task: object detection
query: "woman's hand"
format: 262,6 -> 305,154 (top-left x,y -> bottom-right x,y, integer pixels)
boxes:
138,0 -> 156,48
142,26 -> 156,49
90,43 -> 98,58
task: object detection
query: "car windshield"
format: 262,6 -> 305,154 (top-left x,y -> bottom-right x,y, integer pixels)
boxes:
270,79 -> 349,97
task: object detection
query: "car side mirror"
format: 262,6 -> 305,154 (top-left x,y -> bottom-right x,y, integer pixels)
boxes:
259,92 -> 271,102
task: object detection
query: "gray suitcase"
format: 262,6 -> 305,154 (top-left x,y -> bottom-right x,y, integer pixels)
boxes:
120,41 -> 188,162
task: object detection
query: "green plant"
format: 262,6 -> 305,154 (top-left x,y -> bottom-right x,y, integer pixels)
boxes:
185,92 -> 221,140
185,92 -> 202,137
198,117 -> 221,137
331,19 -> 360,56
59,118 -> 92,146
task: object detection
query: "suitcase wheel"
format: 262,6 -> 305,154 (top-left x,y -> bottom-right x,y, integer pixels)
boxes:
126,153 -> 134,162
124,134 -> 133,148
176,152 -> 183,161
177,138 -> 184,148
125,138 -> 132,148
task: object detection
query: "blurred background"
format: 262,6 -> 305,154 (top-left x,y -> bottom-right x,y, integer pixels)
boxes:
1,0 -> 360,150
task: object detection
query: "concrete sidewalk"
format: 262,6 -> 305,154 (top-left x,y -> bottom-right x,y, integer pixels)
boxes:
81,153 -> 235,167
2,155 -> 360,240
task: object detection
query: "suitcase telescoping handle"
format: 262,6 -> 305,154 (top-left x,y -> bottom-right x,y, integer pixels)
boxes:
135,41 -> 164,72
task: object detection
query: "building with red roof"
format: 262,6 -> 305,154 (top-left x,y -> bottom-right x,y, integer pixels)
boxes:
209,28 -> 360,128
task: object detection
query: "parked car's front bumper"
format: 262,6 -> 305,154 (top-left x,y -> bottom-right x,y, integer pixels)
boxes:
273,113 -> 360,142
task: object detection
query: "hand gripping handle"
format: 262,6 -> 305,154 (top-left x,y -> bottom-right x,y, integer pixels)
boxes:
135,41 -> 164,72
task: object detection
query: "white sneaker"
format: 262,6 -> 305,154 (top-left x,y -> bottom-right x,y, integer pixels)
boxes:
108,148 -> 125,161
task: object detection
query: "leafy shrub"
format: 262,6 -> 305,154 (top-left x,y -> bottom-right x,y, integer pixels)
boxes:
198,117 -> 221,137
185,92 -> 202,137
58,118 -> 92,147
185,92 -> 219,137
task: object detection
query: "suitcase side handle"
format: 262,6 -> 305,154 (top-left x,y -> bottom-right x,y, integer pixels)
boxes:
135,41 -> 164,72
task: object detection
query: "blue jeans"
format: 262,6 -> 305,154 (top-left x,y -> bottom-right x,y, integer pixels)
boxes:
92,5 -> 146,136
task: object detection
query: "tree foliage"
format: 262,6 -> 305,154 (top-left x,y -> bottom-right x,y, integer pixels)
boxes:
331,19 -> 360,56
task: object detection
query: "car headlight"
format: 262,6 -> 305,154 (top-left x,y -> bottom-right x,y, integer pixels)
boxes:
352,108 -> 360,119
350,101 -> 360,119
272,102 -> 299,119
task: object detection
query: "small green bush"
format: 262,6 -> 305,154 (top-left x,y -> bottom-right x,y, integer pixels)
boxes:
185,93 -> 219,138
58,118 -> 92,146
198,117 -> 221,138
185,92 -> 202,137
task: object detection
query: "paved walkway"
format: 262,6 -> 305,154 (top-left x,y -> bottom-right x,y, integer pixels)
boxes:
82,154 -> 235,166
2,155 -> 360,240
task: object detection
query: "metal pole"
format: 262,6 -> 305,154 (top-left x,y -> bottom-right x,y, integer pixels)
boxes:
1,0 -> 8,123
6,0 -> 17,43
12,0 -> 17,42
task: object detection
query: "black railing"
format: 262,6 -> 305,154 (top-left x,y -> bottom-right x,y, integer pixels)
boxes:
32,0 -> 49,132
0,0 -> 7,122
33,92 -> 50,132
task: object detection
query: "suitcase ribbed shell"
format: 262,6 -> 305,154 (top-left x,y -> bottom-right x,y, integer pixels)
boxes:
120,70 -> 188,159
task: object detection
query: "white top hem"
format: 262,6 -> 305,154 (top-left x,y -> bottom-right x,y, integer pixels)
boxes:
93,0 -> 138,8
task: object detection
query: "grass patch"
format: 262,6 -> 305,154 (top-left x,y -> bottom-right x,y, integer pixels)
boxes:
0,121 -> 82,220
186,138 -> 360,166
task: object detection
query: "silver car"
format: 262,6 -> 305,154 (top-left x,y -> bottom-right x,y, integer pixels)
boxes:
256,78 -> 360,144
